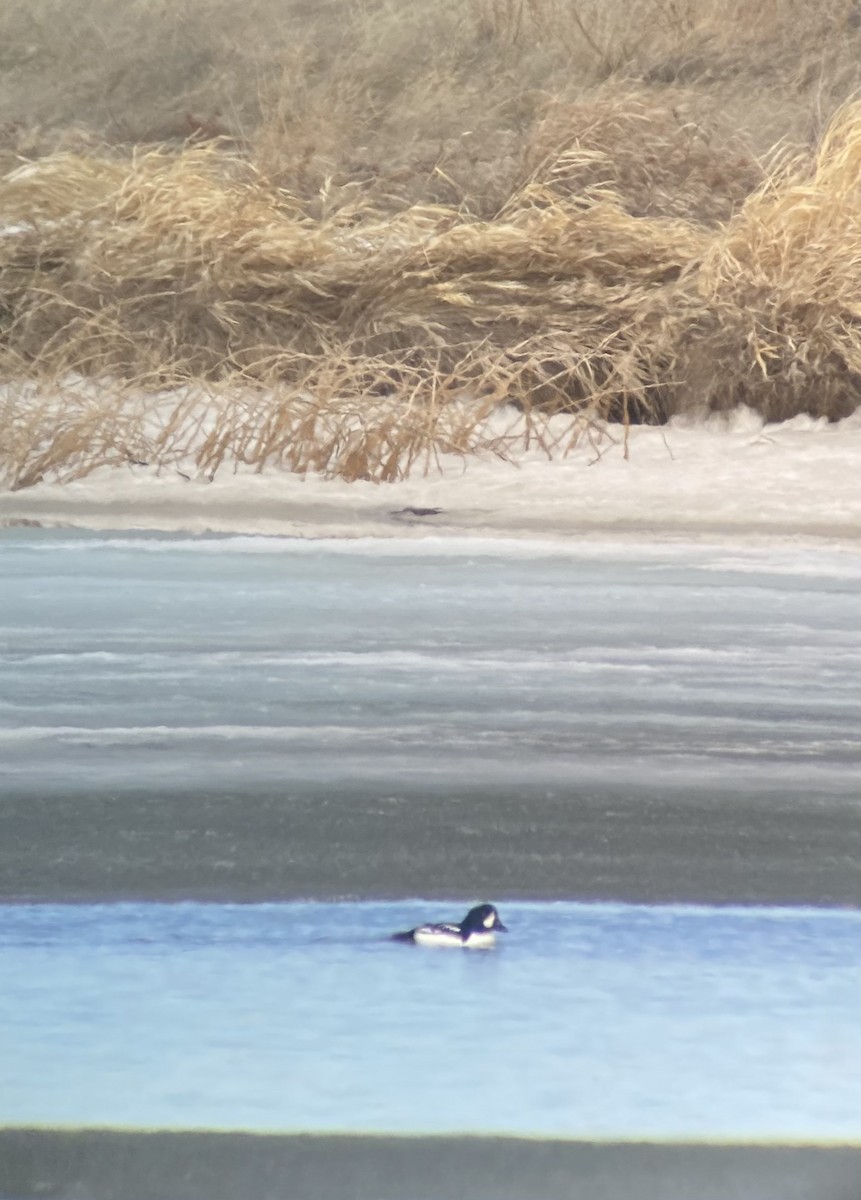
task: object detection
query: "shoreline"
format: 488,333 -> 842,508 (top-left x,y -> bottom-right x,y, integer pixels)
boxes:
2,1129 -> 859,1200
2,487 -> 860,548
1,410 -> 859,548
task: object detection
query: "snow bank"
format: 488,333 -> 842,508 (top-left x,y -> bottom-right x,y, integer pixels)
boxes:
1,407 -> 859,548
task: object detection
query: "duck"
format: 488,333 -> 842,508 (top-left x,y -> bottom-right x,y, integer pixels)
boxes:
391,903 -> 508,948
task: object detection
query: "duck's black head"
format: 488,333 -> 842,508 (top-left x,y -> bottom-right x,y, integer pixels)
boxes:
462,903 -> 508,934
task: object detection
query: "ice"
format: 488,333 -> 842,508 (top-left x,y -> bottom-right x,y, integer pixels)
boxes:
1,531 -> 858,799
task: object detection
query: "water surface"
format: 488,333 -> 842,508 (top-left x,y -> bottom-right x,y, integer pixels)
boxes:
2,900 -> 859,1141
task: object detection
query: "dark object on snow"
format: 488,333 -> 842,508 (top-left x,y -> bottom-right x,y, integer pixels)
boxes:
389,506 -> 443,518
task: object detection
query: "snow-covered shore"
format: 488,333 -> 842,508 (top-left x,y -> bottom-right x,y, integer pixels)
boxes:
1,408 -> 859,547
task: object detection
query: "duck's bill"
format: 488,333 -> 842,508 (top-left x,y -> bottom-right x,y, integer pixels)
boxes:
496,920 -> 509,933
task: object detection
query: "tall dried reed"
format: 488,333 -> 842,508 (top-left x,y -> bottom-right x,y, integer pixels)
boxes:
1,0 -> 860,486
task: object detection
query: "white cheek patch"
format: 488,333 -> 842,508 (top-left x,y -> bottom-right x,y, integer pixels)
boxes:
483,911 -> 496,928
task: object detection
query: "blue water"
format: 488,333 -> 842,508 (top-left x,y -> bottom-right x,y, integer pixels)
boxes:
2,900 -> 859,1141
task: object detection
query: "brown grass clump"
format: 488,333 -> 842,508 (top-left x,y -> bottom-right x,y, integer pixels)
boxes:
1,0 -> 861,487
0,143 -> 704,401
669,103 -> 861,422
521,90 -> 762,225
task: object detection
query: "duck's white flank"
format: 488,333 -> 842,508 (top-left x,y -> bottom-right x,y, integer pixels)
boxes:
412,927 -> 498,949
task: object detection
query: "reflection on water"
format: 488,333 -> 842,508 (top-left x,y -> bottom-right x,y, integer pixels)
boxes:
1,900 -> 859,1141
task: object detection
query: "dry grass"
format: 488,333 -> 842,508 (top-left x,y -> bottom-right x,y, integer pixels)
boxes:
671,109 -> 861,422
1,0 -> 860,487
